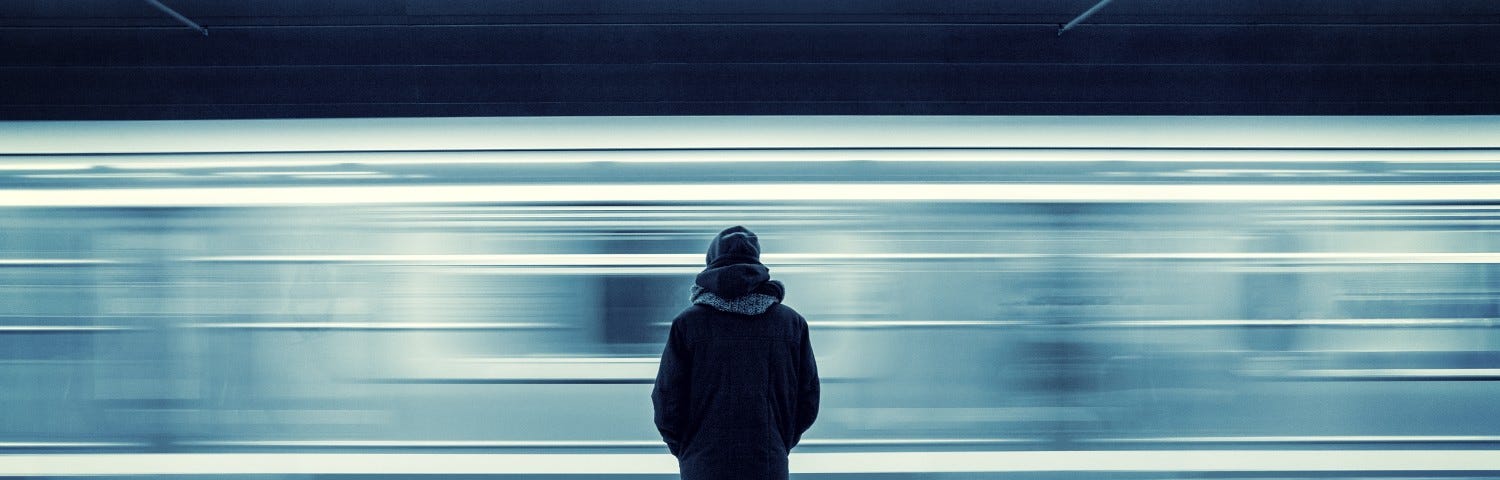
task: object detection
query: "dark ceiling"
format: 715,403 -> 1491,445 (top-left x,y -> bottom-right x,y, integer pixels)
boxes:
3,0 -> 1498,119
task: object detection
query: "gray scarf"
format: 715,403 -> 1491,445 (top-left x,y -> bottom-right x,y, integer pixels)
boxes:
690,283 -> 781,315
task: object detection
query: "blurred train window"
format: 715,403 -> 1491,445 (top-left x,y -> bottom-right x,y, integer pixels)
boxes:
598,231 -> 696,355
602,275 -> 682,354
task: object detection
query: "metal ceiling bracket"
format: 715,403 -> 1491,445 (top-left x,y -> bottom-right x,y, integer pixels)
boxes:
1058,0 -> 1115,36
143,0 -> 208,36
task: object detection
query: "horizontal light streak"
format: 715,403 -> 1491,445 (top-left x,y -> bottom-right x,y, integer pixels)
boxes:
401,359 -> 659,382
818,318 -> 1493,328
1165,168 -> 1362,176
10,437 -> 1494,452
381,205 -> 833,211
6,148 -> 1500,173
805,318 -> 1500,329
0,442 -> 147,449
182,440 -> 664,448
3,450 -> 1500,475
1289,205 -> 1500,210
1099,318 -> 1499,328
808,320 -> 1034,328
0,259 -> 120,266
215,171 -> 386,176
184,322 -> 559,331
0,326 -> 135,332
1,183 -> 1500,206
19,172 -> 188,179
388,212 -> 834,219
1271,212 -> 1500,218
8,318 -> 1487,334
1270,220 -> 1500,227
800,438 -> 1039,446
185,252 -> 1500,265
1088,436 -> 1500,444
188,253 -> 1040,265
457,357 -> 658,364
378,220 -> 843,230
181,438 -> 1037,449
1280,368 -> 1500,379
1098,252 -> 1500,263
191,253 -> 698,265
439,266 -> 703,276
6,116 -> 1500,155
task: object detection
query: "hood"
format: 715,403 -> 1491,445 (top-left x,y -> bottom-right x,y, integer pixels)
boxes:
703,225 -> 761,268
691,226 -> 784,315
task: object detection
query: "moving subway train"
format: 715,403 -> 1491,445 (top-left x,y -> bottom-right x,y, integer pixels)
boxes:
0,116 -> 1498,478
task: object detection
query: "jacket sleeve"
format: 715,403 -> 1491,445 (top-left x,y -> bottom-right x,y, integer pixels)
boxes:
651,319 -> 692,457
791,316 -> 820,449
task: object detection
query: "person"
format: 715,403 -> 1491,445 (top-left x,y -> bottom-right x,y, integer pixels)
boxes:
652,226 -> 820,480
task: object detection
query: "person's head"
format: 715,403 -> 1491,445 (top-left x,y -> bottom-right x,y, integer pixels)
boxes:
705,226 -> 761,267
694,226 -> 783,303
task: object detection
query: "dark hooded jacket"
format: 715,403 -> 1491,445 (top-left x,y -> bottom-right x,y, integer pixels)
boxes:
652,226 -> 820,480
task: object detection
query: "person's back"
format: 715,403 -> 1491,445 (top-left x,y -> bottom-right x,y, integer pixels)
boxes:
652,226 -> 820,480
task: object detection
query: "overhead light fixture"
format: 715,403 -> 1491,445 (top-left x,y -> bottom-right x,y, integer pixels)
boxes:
142,0 -> 208,36
1059,0 -> 1116,36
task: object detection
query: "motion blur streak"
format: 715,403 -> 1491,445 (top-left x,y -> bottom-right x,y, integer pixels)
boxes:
4,450 -> 1500,475
1,116 -> 1498,479
4,183 -> 1500,206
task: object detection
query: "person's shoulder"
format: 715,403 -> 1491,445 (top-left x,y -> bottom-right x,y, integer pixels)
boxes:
667,305 -> 715,343
670,304 -> 716,325
770,302 -> 803,319
768,303 -> 807,328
